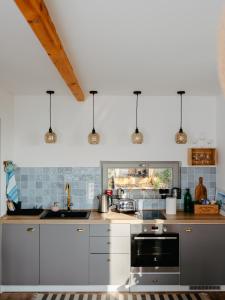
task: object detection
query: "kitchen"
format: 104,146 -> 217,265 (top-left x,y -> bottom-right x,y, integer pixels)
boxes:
0,0 -> 225,300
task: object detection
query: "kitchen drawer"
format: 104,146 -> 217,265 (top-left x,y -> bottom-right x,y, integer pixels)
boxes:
90,236 -> 130,253
90,224 -> 130,236
89,254 -> 130,285
130,273 -> 180,286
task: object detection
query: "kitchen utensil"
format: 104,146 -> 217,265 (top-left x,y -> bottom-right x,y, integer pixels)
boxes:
97,194 -> 109,213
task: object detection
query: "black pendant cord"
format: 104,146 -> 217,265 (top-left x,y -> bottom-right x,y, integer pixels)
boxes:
180,93 -> 183,130
49,93 -> 52,131
92,93 -> 95,131
136,94 -> 138,131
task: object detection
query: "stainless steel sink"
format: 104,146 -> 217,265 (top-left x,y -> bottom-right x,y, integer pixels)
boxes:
40,210 -> 90,219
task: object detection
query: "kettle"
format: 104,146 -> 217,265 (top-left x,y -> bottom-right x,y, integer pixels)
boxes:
97,194 -> 109,213
171,187 -> 181,199
116,188 -> 125,199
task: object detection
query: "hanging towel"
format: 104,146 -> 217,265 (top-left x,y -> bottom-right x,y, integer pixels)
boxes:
4,161 -> 18,204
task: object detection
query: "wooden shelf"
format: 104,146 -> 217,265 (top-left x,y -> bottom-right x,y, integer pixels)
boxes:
188,148 -> 217,166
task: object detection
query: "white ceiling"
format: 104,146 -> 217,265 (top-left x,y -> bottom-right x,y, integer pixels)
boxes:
0,0 -> 224,97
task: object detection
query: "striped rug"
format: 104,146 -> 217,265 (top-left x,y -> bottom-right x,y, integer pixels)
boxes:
32,293 -> 211,300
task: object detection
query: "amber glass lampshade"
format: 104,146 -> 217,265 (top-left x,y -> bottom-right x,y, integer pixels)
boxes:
131,128 -> 143,144
45,128 -> 57,144
88,128 -> 100,145
175,128 -> 187,144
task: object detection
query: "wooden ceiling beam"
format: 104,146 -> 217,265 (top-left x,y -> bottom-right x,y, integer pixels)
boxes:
14,0 -> 85,101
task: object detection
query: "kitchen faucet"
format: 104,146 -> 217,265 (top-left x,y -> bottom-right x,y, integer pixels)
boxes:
65,183 -> 71,211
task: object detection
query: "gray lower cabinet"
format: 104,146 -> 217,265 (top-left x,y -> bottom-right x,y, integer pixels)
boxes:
89,253 -> 130,285
180,224 -> 225,285
40,224 -> 89,285
89,224 -> 130,285
2,224 -> 39,285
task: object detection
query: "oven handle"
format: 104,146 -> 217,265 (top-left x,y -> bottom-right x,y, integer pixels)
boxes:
134,236 -> 178,240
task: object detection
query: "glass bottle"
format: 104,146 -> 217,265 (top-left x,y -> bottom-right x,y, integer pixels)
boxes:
184,188 -> 193,213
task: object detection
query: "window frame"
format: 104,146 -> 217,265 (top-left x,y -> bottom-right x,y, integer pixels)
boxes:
101,161 -> 181,192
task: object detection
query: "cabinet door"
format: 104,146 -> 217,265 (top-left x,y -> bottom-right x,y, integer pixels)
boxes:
40,224 -> 89,285
180,224 -> 225,285
89,254 -> 130,285
90,237 -> 130,254
90,224 -> 130,237
3,224 -> 39,285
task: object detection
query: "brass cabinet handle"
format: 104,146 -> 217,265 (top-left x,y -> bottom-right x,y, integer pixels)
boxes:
76,228 -> 84,232
27,227 -> 35,232
185,227 -> 192,232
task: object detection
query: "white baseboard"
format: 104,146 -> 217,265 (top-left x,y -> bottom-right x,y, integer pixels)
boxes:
1,285 -> 225,293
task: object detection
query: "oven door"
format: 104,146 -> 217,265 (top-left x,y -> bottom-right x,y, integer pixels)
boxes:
131,233 -> 179,268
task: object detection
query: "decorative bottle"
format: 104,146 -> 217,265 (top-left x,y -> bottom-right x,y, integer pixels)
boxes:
184,188 -> 193,213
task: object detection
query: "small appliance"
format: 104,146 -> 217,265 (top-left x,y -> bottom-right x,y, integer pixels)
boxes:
116,198 -> 136,213
97,194 -> 109,213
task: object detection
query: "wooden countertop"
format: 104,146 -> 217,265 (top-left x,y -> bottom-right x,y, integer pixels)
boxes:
1,210 -> 225,224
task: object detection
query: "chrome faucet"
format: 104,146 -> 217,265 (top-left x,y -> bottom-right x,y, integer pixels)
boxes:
65,183 -> 71,211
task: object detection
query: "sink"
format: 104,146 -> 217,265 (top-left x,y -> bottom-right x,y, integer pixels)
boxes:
40,210 -> 90,219
7,209 -> 44,216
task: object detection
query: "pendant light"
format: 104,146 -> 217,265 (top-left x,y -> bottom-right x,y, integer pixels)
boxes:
44,90 -> 57,144
131,91 -> 143,144
88,90 -> 100,144
175,90 -> 187,144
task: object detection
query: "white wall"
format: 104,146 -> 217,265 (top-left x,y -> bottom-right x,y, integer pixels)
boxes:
217,94 -> 225,191
0,87 -> 14,215
13,94 -> 216,167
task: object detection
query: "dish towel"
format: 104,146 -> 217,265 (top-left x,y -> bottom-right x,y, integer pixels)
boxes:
5,161 -> 18,203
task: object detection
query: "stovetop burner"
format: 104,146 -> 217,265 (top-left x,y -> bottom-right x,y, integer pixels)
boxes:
138,210 -> 166,220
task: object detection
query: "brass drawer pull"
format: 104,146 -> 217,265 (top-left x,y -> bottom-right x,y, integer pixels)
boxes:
152,279 -> 159,283
27,227 -> 35,232
77,228 -> 84,232
185,227 -> 192,232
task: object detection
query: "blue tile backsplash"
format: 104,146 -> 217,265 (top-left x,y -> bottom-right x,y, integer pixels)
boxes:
15,166 -> 216,210
15,167 -> 101,209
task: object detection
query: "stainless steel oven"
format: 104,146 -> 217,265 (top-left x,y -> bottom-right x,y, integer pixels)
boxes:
131,224 -> 179,273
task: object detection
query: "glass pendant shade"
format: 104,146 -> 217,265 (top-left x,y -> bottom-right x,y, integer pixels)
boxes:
132,128 -> 143,144
45,128 -> 57,144
131,91 -> 143,144
175,91 -> 187,144
45,90 -> 57,144
88,91 -> 100,144
88,129 -> 100,144
175,128 -> 187,144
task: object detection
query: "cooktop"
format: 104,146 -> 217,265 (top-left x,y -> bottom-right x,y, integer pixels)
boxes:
138,210 -> 166,220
